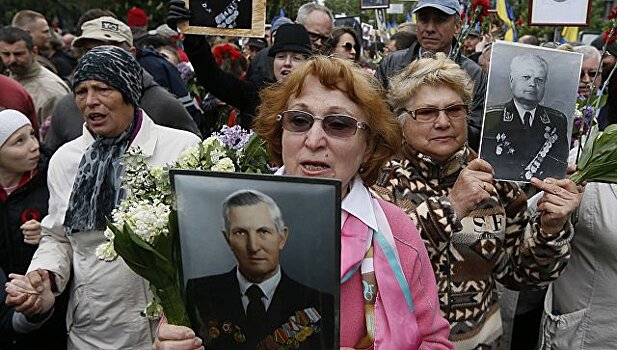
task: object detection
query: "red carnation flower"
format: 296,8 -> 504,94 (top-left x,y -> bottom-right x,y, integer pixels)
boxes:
212,44 -> 242,66
472,0 -> 491,19
604,30 -> 617,45
608,5 -> 617,20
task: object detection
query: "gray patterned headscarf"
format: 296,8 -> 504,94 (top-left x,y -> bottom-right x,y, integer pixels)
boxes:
72,45 -> 143,106
64,46 -> 143,234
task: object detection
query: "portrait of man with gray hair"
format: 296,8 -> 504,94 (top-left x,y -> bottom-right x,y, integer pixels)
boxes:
185,189 -> 334,350
481,52 -> 570,181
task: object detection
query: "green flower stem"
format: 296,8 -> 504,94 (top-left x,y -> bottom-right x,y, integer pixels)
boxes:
156,285 -> 191,327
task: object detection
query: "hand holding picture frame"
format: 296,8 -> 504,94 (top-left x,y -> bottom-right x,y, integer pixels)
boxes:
171,171 -> 340,350
178,0 -> 266,37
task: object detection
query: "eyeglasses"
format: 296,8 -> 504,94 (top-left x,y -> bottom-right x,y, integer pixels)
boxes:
277,110 -> 369,138
339,42 -> 354,52
307,30 -> 331,43
580,69 -> 599,79
398,104 -> 468,123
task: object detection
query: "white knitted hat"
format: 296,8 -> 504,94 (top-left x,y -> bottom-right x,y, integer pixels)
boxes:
0,109 -> 31,148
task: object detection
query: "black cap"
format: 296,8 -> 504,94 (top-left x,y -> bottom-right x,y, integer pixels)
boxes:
247,38 -> 267,49
268,23 -> 312,57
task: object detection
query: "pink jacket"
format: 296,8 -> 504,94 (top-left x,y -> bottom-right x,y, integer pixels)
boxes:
340,198 -> 452,349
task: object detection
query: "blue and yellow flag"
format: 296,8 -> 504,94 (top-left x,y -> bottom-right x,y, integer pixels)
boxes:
561,26 -> 579,43
496,0 -> 517,41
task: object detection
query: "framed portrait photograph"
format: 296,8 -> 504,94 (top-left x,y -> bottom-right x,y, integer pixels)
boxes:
361,0 -> 390,10
478,41 -> 583,182
178,0 -> 266,37
528,0 -> 592,26
171,170 -> 341,350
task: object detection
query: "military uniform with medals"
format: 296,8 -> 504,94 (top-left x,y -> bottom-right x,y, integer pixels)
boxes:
185,269 -> 334,350
480,99 -> 569,181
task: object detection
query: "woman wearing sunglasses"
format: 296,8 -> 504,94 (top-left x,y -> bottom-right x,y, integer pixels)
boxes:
154,56 -> 453,350
372,54 -> 581,349
323,27 -> 361,63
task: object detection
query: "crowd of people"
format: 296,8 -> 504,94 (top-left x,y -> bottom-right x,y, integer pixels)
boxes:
1,0 -> 616,349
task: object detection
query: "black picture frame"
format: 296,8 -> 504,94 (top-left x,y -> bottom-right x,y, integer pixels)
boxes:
361,0 -> 390,10
171,170 -> 341,349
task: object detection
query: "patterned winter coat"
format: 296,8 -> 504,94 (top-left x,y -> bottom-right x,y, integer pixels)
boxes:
372,145 -> 572,349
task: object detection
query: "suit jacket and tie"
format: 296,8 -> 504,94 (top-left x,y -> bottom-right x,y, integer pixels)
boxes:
481,99 -> 569,181
186,268 -> 335,350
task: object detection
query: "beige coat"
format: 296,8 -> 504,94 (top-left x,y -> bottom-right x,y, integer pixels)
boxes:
12,60 -> 69,123
29,112 -> 200,349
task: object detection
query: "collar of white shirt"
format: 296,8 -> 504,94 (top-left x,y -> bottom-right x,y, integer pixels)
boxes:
513,99 -> 538,126
275,167 -> 378,232
237,265 -> 282,312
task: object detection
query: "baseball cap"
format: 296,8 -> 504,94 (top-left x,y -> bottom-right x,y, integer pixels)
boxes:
413,0 -> 461,15
73,16 -> 133,48
271,16 -> 293,36
467,28 -> 481,38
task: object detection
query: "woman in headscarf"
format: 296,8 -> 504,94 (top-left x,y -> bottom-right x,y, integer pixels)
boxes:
5,46 -> 200,349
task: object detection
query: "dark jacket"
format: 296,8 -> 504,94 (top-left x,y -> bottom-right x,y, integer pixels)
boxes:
136,47 -> 205,130
0,147 -> 50,275
186,268 -> 334,350
376,41 -> 488,151
43,69 -> 201,152
480,99 -> 569,181
184,36 -> 261,130
246,47 -> 275,91
0,147 -> 68,350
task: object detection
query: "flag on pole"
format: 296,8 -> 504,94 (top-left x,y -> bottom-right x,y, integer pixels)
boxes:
561,26 -> 579,43
496,0 -> 517,41
406,12 -> 412,23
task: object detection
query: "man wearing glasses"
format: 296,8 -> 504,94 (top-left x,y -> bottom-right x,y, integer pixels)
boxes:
574,45 -> 602,99
481,54 -> 568,181
375,0 -> 487,152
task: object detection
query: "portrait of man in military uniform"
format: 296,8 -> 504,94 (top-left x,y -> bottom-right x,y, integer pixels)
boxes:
480,50 -> 575,181
185,189 -> 334,350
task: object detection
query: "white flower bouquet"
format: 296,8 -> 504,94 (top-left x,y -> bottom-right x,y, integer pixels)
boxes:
101,126 -> 271,325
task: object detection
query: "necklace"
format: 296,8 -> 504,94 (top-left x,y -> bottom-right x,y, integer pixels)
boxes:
202,0 -> 242,28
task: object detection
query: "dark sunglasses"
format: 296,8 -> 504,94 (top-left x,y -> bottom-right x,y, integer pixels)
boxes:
277,110 -> 369,138
339,42 -> 354,51
307,30 -> 331,43
397,104 -> 468,123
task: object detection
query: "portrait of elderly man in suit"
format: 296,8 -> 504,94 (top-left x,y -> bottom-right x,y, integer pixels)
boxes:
185,189 -> 334,350
481,53 -> 569,181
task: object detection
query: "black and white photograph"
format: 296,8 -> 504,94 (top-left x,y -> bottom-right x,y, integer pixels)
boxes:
529,0 -> 592,26
479,41 -> 583,182
171,171 -> 340,350
361,22 -> 373,41
179,0 -> 266,37
361,0 -> 390,10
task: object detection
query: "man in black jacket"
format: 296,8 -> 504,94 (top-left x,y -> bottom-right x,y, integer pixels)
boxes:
186,190 -> 334,350
480,54 -> 568,181
376,0 -> 487,151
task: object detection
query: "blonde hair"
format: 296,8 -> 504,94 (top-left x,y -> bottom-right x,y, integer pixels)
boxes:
253,55 -> 401,186
11,10 -> 46,29
388,53 -> 474,118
